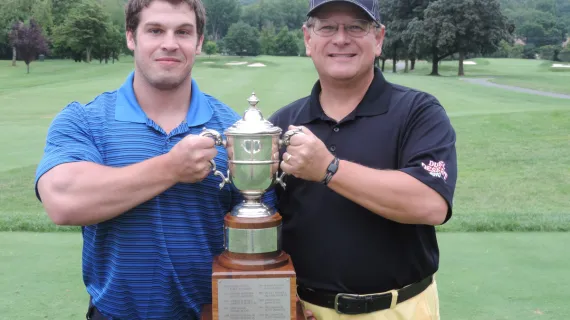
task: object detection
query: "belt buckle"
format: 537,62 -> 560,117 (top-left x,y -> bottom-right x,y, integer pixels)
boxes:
334,293 -> 366,315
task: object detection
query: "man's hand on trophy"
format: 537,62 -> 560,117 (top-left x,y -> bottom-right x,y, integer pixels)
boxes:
167,134 -> 218,183
281,125 -> 334,182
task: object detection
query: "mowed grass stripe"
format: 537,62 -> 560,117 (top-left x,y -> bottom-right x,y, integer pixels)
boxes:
1,232 -> 568,320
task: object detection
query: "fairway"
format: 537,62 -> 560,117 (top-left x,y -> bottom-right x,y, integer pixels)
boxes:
1,55 -> 569,319
416,58 -> 570,95
2,0 -> 570,317
1,55 -> 569,232
1,232 -> 568,320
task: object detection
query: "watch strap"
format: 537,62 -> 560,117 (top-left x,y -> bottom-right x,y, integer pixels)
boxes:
322,157 -> 339,185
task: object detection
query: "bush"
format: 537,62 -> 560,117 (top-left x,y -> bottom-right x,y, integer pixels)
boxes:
204,41 -> 217,57
522,44 -> 537,59
223,22 -> 261,56
538,45 -> 562,61
558,47 -> 570,62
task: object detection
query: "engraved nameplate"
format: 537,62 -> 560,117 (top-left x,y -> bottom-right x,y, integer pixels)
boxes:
225,226 -> 279,254
218,278 -> 290,320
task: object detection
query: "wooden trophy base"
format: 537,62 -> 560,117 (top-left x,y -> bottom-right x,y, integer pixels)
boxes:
202,212 -> 300,320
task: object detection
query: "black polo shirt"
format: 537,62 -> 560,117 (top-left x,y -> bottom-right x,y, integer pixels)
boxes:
268,68 -> 457,294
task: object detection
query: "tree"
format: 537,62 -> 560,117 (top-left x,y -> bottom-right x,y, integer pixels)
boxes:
204,41 -> 218,57
51,0 -> 78,27
275,0 -> 309,30
31,0 -> 54,36
500,0 -> 569,48
223,22 -> 260,56
517,13 -> 566,48
538,44 -> 562,60
381,0 -> 433,73
557,47 -> 570,62
92,22 -> 123,64
259,25 -> 277,55
381,0 -> 426,73
407,0 -> 512,76
9,19 -> 49,73
203,0 -> 241,40
454,0 -> 513,76
239,0 -> 308,34
240,2 -> 262,30
0,0 -> 35,65
52,0 -> 110,62
274,27 -> 299,56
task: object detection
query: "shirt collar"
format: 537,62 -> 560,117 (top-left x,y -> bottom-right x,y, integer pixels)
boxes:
297,67 -> 392,124
115,71 -> 213,127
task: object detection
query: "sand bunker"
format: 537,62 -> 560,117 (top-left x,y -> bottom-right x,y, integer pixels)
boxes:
552,63 -> 570,68
203,61 -> 214,64
225,61 -> 248,66
463,61 -> 477,65
247,63 -> 266,67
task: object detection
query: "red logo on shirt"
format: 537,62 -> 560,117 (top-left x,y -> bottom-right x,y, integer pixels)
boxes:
421,160 -> 448,181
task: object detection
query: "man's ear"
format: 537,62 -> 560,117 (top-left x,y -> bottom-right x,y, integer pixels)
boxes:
126,30 -> 136,51
303,25 -> 312,57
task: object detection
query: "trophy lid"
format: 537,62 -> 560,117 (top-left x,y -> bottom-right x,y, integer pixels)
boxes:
225,92 -> 282,135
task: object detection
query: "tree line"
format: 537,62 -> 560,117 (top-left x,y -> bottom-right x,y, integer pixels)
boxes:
1,0 -> 127,72
1,0 -> 569,75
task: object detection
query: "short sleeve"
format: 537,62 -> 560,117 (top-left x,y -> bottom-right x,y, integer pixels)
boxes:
35,102 -> 104,201
397,102 -> 457,223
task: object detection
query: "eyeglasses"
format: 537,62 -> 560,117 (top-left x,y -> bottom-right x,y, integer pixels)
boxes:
310,19 -> 378,38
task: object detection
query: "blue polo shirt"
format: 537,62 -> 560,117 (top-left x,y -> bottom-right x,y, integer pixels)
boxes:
35,72 -> 276,319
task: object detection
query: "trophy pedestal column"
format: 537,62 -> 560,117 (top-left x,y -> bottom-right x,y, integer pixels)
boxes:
206,212 -> 298,320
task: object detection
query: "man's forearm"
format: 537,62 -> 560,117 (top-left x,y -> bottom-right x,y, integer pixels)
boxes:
38,154 -> 178,226
327,160 -> 448,225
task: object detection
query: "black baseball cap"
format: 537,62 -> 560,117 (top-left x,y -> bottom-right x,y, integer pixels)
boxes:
307,0 -> 381,24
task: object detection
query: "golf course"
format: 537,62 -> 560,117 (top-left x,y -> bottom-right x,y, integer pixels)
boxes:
1,55 -> 569,319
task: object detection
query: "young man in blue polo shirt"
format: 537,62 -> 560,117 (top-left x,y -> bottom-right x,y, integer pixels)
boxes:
34,1 -> 272,319
270,0 -> 457,319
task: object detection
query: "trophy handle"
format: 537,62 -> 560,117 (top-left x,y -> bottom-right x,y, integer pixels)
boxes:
275,171 -> 288,189
200,128 -> 226,147
200,128 -> 231,189
276,127 -> 303,189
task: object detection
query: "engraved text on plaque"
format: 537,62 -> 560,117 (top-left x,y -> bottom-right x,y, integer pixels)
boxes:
217,278 -> 290,320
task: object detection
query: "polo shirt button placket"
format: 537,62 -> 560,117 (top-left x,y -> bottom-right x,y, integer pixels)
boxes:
333,127 -> 340,132
330,145 -> 336,152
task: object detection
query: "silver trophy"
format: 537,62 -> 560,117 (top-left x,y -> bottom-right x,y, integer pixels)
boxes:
200,92 -> 300,270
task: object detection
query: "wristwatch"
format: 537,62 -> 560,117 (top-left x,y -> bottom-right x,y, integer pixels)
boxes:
322,157 -> 339,185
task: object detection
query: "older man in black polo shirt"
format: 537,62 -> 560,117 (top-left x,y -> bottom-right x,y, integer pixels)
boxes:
268,0 -> 457,319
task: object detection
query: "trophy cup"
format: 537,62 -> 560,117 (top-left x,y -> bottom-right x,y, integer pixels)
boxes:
199,92 -> 302,320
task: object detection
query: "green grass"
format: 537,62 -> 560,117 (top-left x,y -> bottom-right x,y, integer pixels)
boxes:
437,232 -> 570,320
1,55 -> 570,232
1,55 -> 569,319
416,58 -> 570,95
1,232 -> 568,320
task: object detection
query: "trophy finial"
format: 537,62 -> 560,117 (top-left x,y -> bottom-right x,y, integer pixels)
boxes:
247,91 -> 259,108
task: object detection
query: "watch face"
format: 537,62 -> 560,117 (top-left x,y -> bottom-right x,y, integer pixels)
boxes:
328,157 -> 339,173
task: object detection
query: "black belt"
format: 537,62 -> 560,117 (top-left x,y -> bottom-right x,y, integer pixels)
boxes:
297,275 -> 433,315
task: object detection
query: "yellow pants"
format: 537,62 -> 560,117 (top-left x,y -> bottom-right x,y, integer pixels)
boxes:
299,279 -> 440,320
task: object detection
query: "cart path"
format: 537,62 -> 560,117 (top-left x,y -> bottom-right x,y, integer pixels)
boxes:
459,77 -> 570,100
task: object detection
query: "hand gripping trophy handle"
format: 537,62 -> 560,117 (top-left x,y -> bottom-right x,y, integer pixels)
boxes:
199,128 -> 231,189
275,127 -> 303,189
